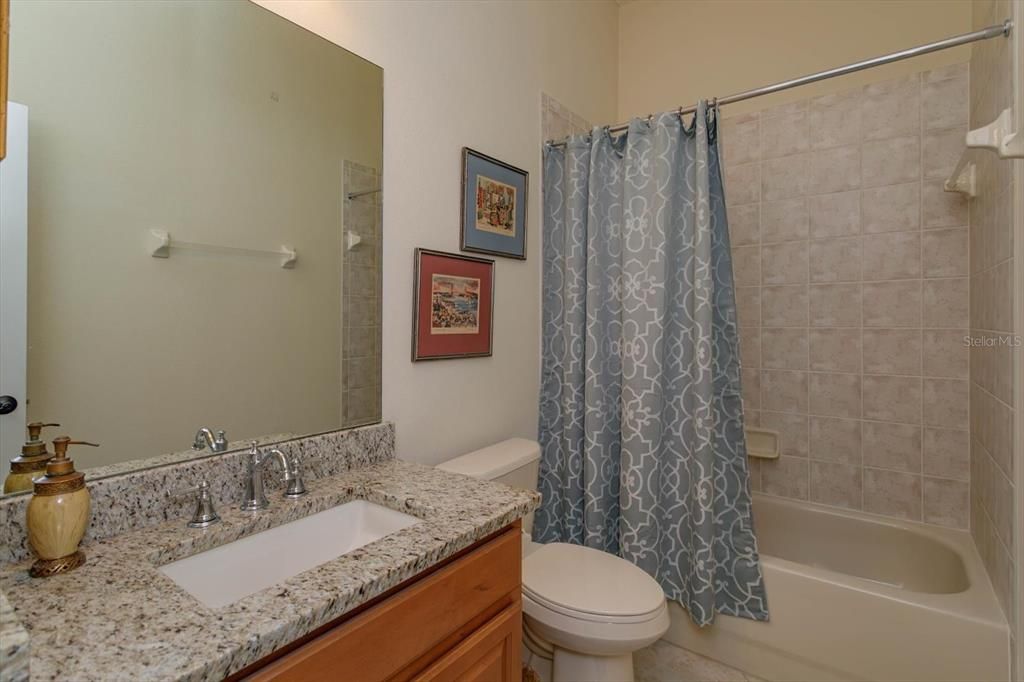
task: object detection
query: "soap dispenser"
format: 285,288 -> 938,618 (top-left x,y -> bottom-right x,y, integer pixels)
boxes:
26,436 -> 99,578
3,422 -> 61,494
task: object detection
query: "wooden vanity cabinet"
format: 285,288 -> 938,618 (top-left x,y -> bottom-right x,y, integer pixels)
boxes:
240,522 -> 523,682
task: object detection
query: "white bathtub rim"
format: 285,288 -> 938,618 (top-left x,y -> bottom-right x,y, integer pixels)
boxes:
749,493 -> 1008,630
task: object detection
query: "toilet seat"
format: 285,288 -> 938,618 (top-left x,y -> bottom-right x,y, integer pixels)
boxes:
522,542 -> 666,622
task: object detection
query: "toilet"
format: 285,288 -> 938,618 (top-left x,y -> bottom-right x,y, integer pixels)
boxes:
437,439 -> 670,682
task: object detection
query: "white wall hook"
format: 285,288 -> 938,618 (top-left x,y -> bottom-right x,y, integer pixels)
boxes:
966,108 -> 1024,159
345,231 -> 362,251
279,246 -> 297,269
150,229 -> 171,258
944,157 -> 977,197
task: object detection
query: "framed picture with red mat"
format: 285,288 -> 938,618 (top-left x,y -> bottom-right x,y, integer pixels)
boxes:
412,248 -> 494,361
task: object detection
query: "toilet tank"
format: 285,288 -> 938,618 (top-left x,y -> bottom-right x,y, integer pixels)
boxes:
436,438 -> 541,533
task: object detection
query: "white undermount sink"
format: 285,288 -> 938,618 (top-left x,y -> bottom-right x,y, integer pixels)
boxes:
159,500 -> 421,608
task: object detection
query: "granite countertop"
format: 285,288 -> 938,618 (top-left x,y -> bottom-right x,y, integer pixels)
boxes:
0,460 -> 539,681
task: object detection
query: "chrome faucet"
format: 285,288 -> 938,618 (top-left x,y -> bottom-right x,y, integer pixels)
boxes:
241,441 -> 307,511
193,427 -> 228,453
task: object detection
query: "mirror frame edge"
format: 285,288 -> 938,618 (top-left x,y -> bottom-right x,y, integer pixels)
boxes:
1,0 -> 9,160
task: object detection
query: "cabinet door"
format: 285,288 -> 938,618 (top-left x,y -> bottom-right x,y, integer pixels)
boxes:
415,602 -> 521,682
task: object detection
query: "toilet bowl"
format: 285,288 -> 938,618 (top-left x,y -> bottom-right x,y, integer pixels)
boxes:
437,439 -> 670,682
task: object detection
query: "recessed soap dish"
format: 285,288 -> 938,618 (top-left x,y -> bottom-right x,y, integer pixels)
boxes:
745,427 -> 780,459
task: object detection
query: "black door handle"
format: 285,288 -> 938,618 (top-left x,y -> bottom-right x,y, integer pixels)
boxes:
0,396 -> 18,415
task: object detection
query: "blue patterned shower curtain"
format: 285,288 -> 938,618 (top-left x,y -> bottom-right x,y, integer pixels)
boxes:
535,103 -> 768,626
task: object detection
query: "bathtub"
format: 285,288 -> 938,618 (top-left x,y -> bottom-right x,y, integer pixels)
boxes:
665,494 -> 1010,681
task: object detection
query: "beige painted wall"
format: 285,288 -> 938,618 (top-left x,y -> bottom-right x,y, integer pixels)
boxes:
256,0 -> 619,465
618,0 -> 973,119
10,0 -> 382,466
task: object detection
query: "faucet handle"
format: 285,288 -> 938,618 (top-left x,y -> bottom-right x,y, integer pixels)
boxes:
213,430 -> 228,451
176,480 -> 220,528
280,452 -> 307,498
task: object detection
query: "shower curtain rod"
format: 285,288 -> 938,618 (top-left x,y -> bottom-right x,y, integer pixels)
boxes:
546,19 -> 1013,147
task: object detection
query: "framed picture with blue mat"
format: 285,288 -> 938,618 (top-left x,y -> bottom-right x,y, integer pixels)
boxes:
460,147 -> 528,260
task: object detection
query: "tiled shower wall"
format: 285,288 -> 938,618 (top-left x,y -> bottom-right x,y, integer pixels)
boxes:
341,160 -> 383,428
542,92 -> 592,142
968,0 -> 1017,642
723,63 -> 972,528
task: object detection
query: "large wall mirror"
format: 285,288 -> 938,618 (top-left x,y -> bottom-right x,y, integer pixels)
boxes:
0,0 -> 383,493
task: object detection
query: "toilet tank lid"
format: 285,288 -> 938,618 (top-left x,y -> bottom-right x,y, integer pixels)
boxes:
436,438 -> 540,480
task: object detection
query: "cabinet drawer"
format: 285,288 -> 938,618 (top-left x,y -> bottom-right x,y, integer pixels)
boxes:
247,525 -> 521,682
414,602 -> 522,682
415,602 -> 524,679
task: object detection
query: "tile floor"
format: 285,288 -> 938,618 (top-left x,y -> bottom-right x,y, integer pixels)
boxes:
634,640 -> 763,682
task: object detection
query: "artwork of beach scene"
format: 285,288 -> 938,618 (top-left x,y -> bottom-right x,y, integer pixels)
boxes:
430,274 -> 480,334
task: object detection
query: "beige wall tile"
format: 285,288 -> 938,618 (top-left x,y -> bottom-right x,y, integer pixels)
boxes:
922,329 -> 969,378
808,91 -> 862,151
762,242 -> 808,285
810,460 -> 862,509
863,375 -> 922,423
808,328 -> 861,373
761,328 -> 808,370
987,460 -> 1014,551
809,372 -> 861,418
862,136 -> 920,188
861,183 -> 920,234
923,477 -> 969,528
922,180 -> 968,229
921,64 -> 968,131
762,155 -> 808,201
923,427 -> 969,480
762,455 -> 809,499
721,113 -> 761,166
922,278 -> 969,328
762,285 -> 808,327
808,191 -> 860,239
806,146 -> 861,195
810,416 -> 862,464
747,456 -> 761,492
862,328 -> 921,375
922,126 -> 967,180
970,384 -> 1013,478
725,161 -> 761,205
762,101 -> 808,117
761,198 -> 808,243
732,245 -> 762,286
761,111 -> 808,159
809,283 -> 861,327
864,468 -> 922,520
922,228 -> 968,277
761,411 -> 809,458
863,281 -> 921,328
728,204 -> 760,246
735,286 -> 760,327
741,368 -> 760,411
724,62 -> 980,531
862,75 -> 920,141
971,338 -> 1013,406
762,370 -> 808,414
862,421 -> 922,472
739,327 -> 760,369
973,265 -> 1009,332
923,378 -> 969,428
809,237 -> 861,283
862,231 -> 921,280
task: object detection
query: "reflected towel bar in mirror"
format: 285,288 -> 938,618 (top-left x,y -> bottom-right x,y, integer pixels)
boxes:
149,229 -> 298,269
